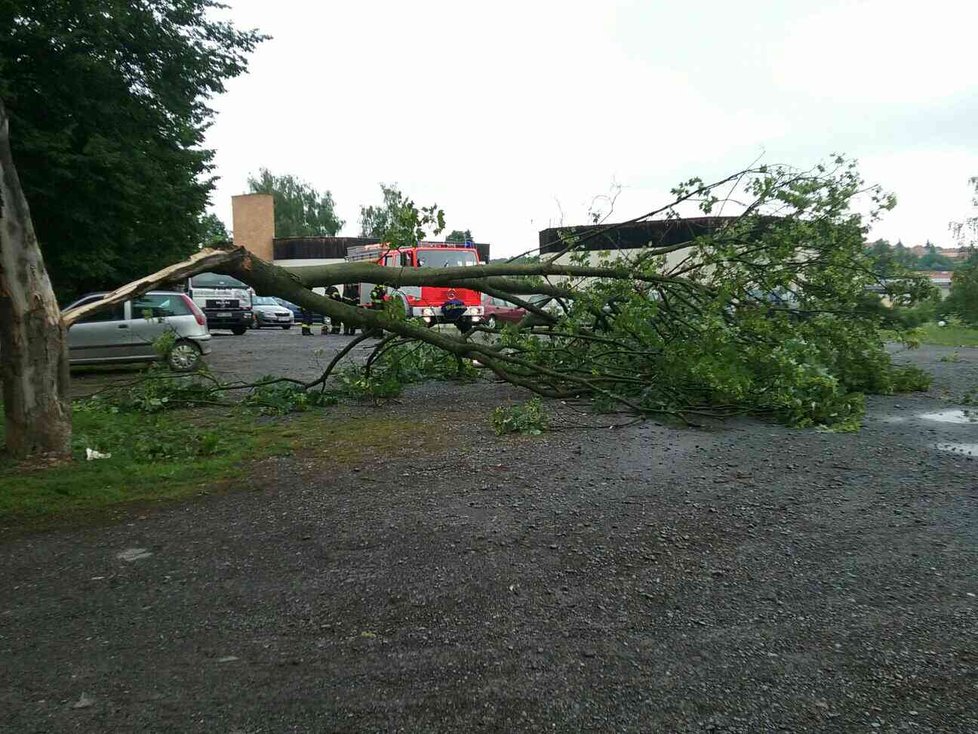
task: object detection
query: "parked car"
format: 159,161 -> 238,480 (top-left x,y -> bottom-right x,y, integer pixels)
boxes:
274,297 -> 325,324
65,291 -> 211,372
482,295 -> 526,329
251,296 -> 295,329
482,294 -> 554,329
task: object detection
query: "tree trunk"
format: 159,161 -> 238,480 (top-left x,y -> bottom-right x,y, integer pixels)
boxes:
0,99 -> 71,459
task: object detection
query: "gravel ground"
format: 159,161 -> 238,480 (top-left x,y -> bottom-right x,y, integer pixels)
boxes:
4,340 -> 978,733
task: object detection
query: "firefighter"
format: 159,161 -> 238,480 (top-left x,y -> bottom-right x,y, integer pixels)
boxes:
370,283 -> 387,309
342,284 -> 358,335
365,284 -> 388,338
325,286 -> 343,334
299,305 -> 313,336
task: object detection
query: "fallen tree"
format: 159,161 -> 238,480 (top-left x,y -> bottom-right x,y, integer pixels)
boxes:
6,131 -> 933,458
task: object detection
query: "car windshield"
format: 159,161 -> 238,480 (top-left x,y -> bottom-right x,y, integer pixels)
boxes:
416,249 -> 478,268
253,296 -> 278,306
191,272 -> 248,289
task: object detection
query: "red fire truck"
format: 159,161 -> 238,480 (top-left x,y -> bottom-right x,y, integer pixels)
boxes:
346,241 -> 485,330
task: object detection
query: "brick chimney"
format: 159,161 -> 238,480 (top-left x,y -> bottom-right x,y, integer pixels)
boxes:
232,193 -> 274,260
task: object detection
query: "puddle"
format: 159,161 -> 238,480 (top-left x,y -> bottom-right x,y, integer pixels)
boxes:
919,410 -> 977,425
935,443 -> 978,458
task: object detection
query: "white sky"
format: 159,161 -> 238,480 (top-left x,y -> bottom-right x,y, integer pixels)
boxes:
205,0 -> 978,257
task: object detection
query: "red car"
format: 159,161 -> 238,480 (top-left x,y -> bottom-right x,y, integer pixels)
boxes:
482,295 -> 528,329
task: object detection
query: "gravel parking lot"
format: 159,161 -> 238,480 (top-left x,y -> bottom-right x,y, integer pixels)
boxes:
205,327 -> 372,384
8,340 -> 978,732
70,327 -> 383,397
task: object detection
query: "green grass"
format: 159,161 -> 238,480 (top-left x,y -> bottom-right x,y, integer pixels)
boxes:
916,322 -> 978,347
0,405 -> 406,524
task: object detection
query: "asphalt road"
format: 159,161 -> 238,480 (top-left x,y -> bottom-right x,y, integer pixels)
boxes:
5,343 -> 978,733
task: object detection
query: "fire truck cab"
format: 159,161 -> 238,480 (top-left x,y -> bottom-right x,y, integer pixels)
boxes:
346,241 -> 485,330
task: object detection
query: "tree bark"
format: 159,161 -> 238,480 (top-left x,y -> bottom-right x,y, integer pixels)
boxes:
0,99 -> 71,459
61,247 -> 246,327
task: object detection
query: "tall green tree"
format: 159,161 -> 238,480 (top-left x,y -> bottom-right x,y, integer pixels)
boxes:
0,0 -> 265,299
247,169 -> 343,238
200,213 -> 231,247
945,253 -> 978,324
446,229 -> 474,244
359,183 -> 444,246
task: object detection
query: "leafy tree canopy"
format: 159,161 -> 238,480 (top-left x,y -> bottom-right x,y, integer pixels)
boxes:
359,183 -> 445,247
0,0 -> 265,299
866,239 -> 961,273
946,254 -> 978,324
246,168 -> 343,238
446,229 -> 474,244
200,213 -> 230,247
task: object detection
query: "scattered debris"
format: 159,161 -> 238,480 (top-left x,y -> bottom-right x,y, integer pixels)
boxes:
116,548 -> 152,562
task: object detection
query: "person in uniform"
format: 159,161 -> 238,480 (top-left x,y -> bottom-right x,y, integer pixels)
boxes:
370,283 -> 387,309
342,286 -> 358,335
325,286 -> 343,334
299,305 -> 313,336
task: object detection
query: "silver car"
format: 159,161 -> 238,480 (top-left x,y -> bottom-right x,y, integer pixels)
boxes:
66,291 -> 212,372
250,295 -> 295,329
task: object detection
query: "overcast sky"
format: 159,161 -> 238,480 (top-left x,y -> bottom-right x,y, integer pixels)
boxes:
205,0 -> 978,257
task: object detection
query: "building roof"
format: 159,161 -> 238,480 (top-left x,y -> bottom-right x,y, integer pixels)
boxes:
538,216 -> 743,254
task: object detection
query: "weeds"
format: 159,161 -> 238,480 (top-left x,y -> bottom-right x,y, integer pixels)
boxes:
243,381 -> 337,415
491,397 -> 548,435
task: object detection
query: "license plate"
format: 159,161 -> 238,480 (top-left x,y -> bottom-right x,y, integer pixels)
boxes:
216,312 -> 231,318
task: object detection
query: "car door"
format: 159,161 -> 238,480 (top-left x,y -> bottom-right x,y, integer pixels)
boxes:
67,297 -> 131,362
127,293 -> 184,358
497,297 -> 523,322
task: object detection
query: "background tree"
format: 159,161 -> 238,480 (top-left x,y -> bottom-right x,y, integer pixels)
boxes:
359,184 -> 445,246
246,169 -> 343,237
950,176 -> 977,247
446,229 -> 474,244
200,213 -> 231,247
917,242 -> 955,270
0,0 -> 265,300
945,252 -> 978,324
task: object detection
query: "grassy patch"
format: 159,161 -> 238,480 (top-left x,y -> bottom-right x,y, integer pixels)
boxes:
916,322 -> 978,347
0,407 -> 282,521
0,405 -> 408,524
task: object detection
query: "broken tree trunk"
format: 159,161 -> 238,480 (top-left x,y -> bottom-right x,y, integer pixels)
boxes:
0,99 -> 71,459
61,247 -> 247,327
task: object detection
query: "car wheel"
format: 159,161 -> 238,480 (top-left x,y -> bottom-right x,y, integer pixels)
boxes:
168,340 -> 202,372
486,315 -> 497,330
282,325 -> 292,330
231,325 -> 247,336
